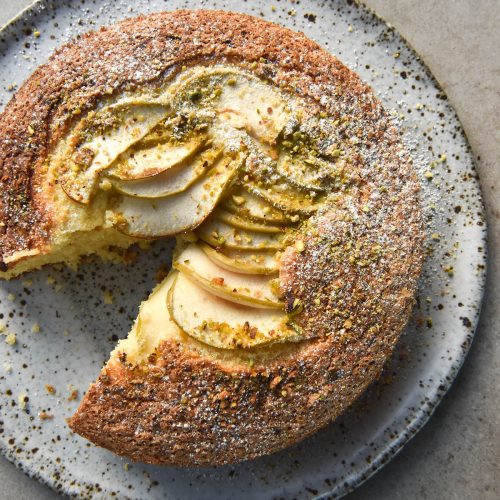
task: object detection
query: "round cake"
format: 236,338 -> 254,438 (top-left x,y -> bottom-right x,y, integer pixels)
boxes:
0,10 -> 424,465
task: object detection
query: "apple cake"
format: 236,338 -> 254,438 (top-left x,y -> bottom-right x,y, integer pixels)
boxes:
0,11 -> 424,465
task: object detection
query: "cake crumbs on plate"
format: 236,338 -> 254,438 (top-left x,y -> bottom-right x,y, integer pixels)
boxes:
68,387 -> 79,401
45,384 -> 56,395
102,289 -> 114,304
4,333 -> 16,345
18,393 -> 28,410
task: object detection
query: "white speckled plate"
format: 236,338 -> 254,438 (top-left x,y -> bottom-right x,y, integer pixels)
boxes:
0,1 -> 487,498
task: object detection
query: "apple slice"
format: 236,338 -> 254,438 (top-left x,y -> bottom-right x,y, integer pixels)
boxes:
222,187 -> 291,224
216,73 -> 289,145
110,147 -> 222,198
168,272 -> 302,349
61,102 -> 169,204
196,217 -> 284,251
106,133 -> 207,181
169,66 -> 290,145
245,178 -> 324,214
110,153 -> 243,238
174,244 -> 281,308
214,209 -> 284,234
200,243 -> 278,275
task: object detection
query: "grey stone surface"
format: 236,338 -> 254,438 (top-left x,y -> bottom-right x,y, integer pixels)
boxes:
0,0 -> 497,498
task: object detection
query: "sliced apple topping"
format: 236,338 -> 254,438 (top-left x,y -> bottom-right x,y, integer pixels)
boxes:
174,244 -> 281,308
246,178 -> 325,215
106,132 -> 208,181
200,243 -> 278,275
222,187 -> 292,224
214,208 -> 284,234
53,64 -> 334,353
110,153 -> 244,238
196,216 -> 284,251
215,73 -> 289,145
168,272 -> 302,349
169,66 -> 291,146
110,147 -> 222,198
61,102 -> 169,203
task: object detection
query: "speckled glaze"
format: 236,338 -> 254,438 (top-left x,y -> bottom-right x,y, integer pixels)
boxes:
0,1 -> 486,499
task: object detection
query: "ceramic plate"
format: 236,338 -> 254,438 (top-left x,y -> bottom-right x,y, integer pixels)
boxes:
0,1 -> 487,498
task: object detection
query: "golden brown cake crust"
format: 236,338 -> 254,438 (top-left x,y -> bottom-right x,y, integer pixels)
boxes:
0,10 -> 424,465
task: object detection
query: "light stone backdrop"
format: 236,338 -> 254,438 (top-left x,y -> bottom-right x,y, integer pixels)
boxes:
0,1 -> 498,498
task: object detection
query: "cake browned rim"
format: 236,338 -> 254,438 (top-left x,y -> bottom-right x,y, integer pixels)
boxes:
0,10 -> 424,466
